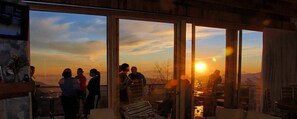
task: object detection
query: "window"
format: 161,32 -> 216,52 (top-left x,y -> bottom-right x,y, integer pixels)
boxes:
119,19 -> 174,102
30,11 -> 107,108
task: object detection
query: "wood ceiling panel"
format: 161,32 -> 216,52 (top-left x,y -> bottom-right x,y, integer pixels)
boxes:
25,0 -> 112,8
188,0 -> 297,17
25,0 -> 297,30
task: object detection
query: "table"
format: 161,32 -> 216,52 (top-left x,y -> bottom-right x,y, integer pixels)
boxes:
40,93 -> 60,119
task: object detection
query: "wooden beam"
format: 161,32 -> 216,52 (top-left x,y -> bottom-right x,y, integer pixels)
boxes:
174,20 -> 186,119
281,0 -> 297,5
186,0 -> 297,17
107,15 -> 119,117
24,0 -> 111,8
191,23 -> 196,119
237,30 -> 242,106
174,21 -> 180,119
0,83 -> 35,99
26,1 -> 297,31
26,0 -> 297,18
224,29 -> 238,108
26,1 -> 179,23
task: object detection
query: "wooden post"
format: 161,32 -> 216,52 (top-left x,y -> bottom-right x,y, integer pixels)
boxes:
224,29 -> 238,108
237,30 -> 242,107
174,20 -> 186,119
107,15 -> 119,118
191,24 -> 196,119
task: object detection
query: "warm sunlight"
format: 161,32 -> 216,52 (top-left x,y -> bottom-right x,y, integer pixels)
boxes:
226,47 -> 234,56
195,62 -> 207,73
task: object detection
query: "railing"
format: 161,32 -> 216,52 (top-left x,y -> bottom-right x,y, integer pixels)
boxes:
36,84 -> 166,117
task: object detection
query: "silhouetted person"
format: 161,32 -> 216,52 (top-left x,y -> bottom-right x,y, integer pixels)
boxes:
30,66 -> 38,119
183,79 -> 192,119
119,63 -> 132,104
129,66 -> 146,86
204,70 -> 222,117
207,70 -> 222,93
75,68 -> 87,117
84,69 -> 101,118
59,68 -> 80,119
30,66 -> 36,81
75,68 -> 87,98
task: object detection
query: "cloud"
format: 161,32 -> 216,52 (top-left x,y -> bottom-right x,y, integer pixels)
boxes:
119,20 -> 174,55
30,14 -> 227,58
119,20 -> 227,55
95,18 -> 106,25
30,15 -> 107,59
30,17 -> 73,42
242,46 -> 262,57
74,20 -> 106,36
186,25 -> 225,41
196,27 -> 225,39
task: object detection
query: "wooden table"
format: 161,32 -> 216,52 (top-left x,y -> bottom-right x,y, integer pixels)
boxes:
40,93 -> 60,119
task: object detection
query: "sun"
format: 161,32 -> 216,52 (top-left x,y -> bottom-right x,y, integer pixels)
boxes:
195,62 -> 207,73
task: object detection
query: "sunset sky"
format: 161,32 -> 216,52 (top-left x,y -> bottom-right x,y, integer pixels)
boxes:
30,11 -> 262,85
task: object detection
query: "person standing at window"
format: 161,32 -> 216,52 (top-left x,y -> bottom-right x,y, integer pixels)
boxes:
30,66 -> 38,119
207,69 -> 222,93
59,68 -> 80,119
119,63 -> 132,105
129,66 -> 146,86
75,68 -> 87,117
84,69 -> 100,118
75,68 -> 87,99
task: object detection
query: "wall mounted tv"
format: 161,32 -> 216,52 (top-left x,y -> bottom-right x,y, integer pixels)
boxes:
0,1 -> 29,40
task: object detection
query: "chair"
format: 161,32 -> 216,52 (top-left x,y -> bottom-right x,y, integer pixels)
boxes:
239,87 -> 250,111
121,101 -> 162,119
292,87 -> 297,99
263,88 -> 272,113
128,79 -> 144,103
264,89 -> 284,118
121,80 -> 163,119
281,87 -> 293,100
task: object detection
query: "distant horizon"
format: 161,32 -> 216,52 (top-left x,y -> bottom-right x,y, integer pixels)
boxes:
34,71 -> 262,86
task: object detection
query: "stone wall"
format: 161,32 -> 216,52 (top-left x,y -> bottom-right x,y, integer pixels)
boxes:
0,1 -> 30,119
0,38 -> 29,82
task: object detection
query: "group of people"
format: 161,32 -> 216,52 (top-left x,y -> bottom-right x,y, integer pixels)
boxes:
59,64 -> 147,118
30,63 -> 221,119
58,68 -> 101,119
118,63 -> 146,104
30,64 -> 146,119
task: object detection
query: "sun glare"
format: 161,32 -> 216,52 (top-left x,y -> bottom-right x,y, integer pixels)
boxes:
195,62 -> 207,73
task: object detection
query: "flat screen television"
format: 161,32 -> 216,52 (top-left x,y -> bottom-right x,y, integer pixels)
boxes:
0,1 -> 29,40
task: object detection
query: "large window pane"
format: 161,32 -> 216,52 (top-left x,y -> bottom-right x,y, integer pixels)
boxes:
240,30 -> 262,111
119,19 -> 174,103
30,11 -> 107,86
194,26 -> 226,118
195,26 -> 226,89
30,11 -> 108,111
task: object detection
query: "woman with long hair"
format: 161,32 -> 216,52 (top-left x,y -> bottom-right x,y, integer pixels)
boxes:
119,63 -> 132,104
84,68 -> 100,118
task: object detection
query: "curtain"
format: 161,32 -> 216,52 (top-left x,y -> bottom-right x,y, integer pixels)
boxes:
262,28 -> 297,110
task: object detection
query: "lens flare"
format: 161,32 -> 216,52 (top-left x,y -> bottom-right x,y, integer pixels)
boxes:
212,57 -> 217,62
226,47 -> 234,56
